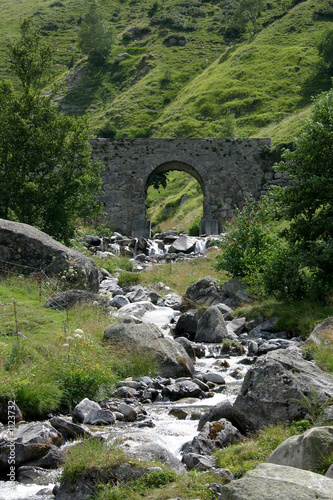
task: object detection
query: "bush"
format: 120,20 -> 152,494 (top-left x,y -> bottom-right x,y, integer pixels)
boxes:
117,271 -> 140,287
188,217 -> 201,236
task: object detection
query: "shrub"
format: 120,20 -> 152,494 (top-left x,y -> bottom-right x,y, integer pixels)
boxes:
117,271 -> 140,287
188,217 -> 201,236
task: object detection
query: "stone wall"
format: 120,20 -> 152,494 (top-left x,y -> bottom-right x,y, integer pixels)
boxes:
91,138 -> 283,237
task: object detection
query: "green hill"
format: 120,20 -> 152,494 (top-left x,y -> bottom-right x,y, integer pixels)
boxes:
0,0 -> 332,231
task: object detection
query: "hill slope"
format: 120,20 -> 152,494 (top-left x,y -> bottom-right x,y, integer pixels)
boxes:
0,0 -> 331,143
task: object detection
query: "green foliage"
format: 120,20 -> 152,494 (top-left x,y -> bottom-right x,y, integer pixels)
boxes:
273,89 -> 333,298
7,18 -> 52,94
117,271 -> 141,286
318,28 -> 333,74
188,217 -> 201,236
232,0 -> 266,32
0,19 -> 104,243
215,196 -> 277,282
77,0 -> 113,66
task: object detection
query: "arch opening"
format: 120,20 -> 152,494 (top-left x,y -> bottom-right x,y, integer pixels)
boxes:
146,161 -> 204,235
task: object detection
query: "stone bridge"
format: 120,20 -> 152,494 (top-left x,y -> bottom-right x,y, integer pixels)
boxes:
91,138 -> 277,237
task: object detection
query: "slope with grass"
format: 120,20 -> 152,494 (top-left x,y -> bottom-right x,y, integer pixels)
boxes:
0,0 -> 331,142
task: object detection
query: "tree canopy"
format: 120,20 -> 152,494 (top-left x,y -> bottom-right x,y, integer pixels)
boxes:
78,0 -> 113,65
0,19 -> 104,243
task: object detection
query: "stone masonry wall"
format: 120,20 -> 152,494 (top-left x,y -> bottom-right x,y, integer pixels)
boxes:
91,138 -> 283,236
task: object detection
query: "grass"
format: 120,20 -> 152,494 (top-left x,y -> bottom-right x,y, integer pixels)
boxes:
139,247 -> 229,295
61,437 -> 223,500
0,0 -> 330,143
214,423 -> 300,478
0,274 -> 157,418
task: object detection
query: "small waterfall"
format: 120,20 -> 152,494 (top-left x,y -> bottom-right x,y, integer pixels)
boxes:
194,237 -> 208,254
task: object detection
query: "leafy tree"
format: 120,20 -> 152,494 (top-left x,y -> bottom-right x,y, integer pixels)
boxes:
233,0 -> 265,32
0,19 -> 104,243
273,88 -> 333,293
318,29 -> 333,75
78,1 -> 113,66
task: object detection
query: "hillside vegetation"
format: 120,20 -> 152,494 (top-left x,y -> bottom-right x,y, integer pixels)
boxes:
0,0 -> 331,142
0,0 -> 331,231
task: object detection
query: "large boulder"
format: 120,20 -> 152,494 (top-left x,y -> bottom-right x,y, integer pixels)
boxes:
183,276 -> 225,306
232,348 -> 333,433
0,422 -> 63,470
307,317 -> 333,345
0,218 -> 99,292
162,380 -> 205,401
182,419 -> 242,456
169,235 -> 196,253
268,426 -> 333,471
195,306 -> 235,343
104,316 -> 194,378
219,463 -> 333,499
72,398 -> 116,426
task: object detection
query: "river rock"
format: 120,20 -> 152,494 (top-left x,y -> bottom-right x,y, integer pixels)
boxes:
257,339 -> 296,355
174,312 -> 198,340
183,276 -> 225,306
0,422 -> 63,470
164,294 -> 183,310
195,306 -> 234,343
118,403 -> 138,422
232,348 -> 333,433
175,337 -> 196,360
268,426 -> 333,471
44,290 -> 100,310
221,277 -> 252,306
72,398 -> 116,425
104,316 -> 194,378
0,397 -> 23,424
18,465 -> 58,485
0,218 -> 99,292
162,380 -> 205,401
49,417 -> 92,441
219,463 -> 333,499
182,419 -> 242,456
110,295 -> 130,308
169,235 -> 196,253
307,317 -> 333,345
126,286 -> 148,303
197,400 -> 236,431
182,452 -> 215,471
127,442 -> 185,473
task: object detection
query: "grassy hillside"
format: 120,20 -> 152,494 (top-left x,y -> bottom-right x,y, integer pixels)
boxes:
0,0 -> 331,142
0,0 -> 331,231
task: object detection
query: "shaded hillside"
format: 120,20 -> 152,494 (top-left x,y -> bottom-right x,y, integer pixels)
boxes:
0,0 -> 331,143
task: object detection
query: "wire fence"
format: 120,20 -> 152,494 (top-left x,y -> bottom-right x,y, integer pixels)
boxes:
0,258 -> 69,339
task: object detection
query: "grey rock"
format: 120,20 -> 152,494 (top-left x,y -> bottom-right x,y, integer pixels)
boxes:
202,372 -> 225,384
118,403 -> 137,422
326,464 -> 333,478
198,400 -> 236,431
182,452 -> 215,471
18,466 -> 59,485
164,294 -> 183,310
317,406 -> 333,425
175,337 -> 196,360
195,306 -> 234,343
110,295 -> 130,309
183,276 -> 225,306
72,398 -> 101,424
0,218 -> 99,292
162,380 -> 204,401
221,277 -> 253,305
268,426 -> 333,471
307,317 -> 333,345
257,339 -> 296,355
219,463 -> 333,499
44,290 -> 100,310
169,235 -> 196,253
182,419 -> 242,456
104,316 -> 194,378
127,442 -> 185,473
174,312 -> 198,341
227,317 -> 246,335
232,348 -> 333,433
0,397 -> 22,424
49,417 -> 91,440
